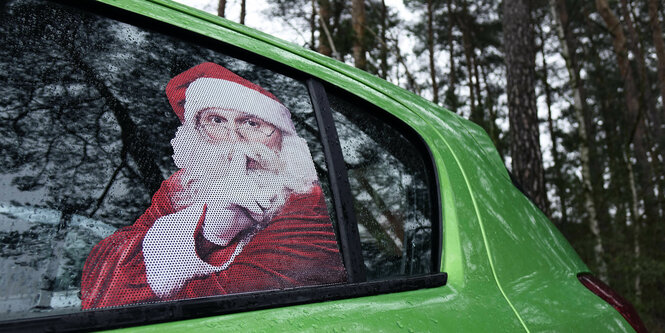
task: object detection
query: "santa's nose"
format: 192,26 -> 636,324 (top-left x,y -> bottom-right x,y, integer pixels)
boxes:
225,127 -> 244,142
210,126 -> 247,144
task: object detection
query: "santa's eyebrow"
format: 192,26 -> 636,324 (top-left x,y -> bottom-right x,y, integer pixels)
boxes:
236,115 -> 262,123
199,109 -> 229,119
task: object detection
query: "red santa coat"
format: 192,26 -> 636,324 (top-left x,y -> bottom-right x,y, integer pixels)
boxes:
81,172 -> 347,309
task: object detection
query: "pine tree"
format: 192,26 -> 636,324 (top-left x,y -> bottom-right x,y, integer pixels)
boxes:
503,0 -> 549,215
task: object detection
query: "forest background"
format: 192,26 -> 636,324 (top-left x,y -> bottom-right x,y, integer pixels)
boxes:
176,0 -> 665,330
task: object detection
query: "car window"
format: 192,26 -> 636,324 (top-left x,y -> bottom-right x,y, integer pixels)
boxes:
327,91 -> 437,280
0,0 -> 444,330
0,0 -> 346,318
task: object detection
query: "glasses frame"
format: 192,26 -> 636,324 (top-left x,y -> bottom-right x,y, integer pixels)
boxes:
196,109 -> 279,143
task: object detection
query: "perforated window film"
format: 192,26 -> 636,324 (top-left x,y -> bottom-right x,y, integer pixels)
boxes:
0,0 -> 344,317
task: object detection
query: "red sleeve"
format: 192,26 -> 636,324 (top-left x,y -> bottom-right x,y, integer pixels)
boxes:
82,182 -> 347,308
80,174 -> 180,309
173,185 -> 347,299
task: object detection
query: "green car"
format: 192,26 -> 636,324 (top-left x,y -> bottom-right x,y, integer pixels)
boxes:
0,0 -> 646,331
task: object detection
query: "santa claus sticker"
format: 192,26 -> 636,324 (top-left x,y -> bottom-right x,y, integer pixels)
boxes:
80,63 -> 347,309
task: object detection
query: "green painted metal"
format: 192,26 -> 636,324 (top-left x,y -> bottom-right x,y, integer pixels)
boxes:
94,0 -> 634,331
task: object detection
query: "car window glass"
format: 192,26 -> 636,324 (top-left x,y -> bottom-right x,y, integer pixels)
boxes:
0,0 -> 345,319
327,92 -> 435,280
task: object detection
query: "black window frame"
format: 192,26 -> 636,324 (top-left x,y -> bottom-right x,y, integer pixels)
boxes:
0,0 -> 446,331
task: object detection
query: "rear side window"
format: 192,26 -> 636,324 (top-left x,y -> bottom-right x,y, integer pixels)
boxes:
1,0 -> 345,317
327,92 -> 437,280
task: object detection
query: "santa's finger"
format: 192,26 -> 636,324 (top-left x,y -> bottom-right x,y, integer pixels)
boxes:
255,196 -> 272,211
245,200 -> 264,215
248,143 -> 273,159
231,197 -> 263,216
229,150 -> 248,174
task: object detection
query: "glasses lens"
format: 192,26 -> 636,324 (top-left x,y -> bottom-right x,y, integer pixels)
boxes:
201,123 -> 230,141
238,119 -> 275,139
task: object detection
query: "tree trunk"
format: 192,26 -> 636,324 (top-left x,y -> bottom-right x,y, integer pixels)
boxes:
445,0 -> 458,110
457,3 -> 479,122
462,31 -> 476,122
594,0 -> 640,129
647,0 -> 665,225
538,13 -> 568,230
503,0 -> 549,216
217,0 -> 226,17
480,59 -> 500,155
427,0 -> 439,104
240,0 -> 246,24
317,0 -> 333,57
591,23 -> 634,284
352,0 -> 367,70
379,0 -> 388,79
472,47 -> 484,126
648,0 -> 665,115
550,0 -> 607,279
310,0 -> 317,51
391,36 -> 420,95
595,0 -> 659,247
544,82 -> 567,228
625,150 -> 642,305
620,0 -> 663,161
595,0 -> 663,282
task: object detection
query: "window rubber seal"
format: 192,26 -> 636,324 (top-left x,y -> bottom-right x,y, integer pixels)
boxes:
0,274 -> 447,332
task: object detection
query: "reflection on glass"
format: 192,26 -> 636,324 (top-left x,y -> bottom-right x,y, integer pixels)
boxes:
328,93 -> 434,280
0,0 -> 341,318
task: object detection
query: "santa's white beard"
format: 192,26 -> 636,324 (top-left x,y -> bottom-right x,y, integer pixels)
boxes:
169,124 -> 319,244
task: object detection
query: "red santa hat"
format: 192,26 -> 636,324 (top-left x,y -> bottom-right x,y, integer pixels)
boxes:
166,62 -> 296,135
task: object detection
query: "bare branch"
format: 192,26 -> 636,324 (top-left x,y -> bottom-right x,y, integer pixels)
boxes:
318,15 -> 340,59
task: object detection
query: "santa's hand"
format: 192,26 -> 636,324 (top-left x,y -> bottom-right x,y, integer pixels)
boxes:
202,205 -> 254,246
243,142 -> 282,172
143,203 -> 224,298
222,150 -> 280,221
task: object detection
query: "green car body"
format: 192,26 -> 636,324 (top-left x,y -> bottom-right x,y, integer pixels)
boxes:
98,0 -> 632,331
5,0 -> 634,331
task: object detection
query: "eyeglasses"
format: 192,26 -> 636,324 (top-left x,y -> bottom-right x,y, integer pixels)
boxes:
197,110 -> 278,143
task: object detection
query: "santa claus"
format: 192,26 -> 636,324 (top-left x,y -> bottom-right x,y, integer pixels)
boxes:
81,62 -> 347,309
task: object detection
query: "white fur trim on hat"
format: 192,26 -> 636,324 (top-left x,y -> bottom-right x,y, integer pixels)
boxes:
184,78 -> 296,134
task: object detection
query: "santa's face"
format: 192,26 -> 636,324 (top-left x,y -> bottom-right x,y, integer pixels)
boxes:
171,107 -> 289,212
196,108 -> 283,152
171,101 -> 317,217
